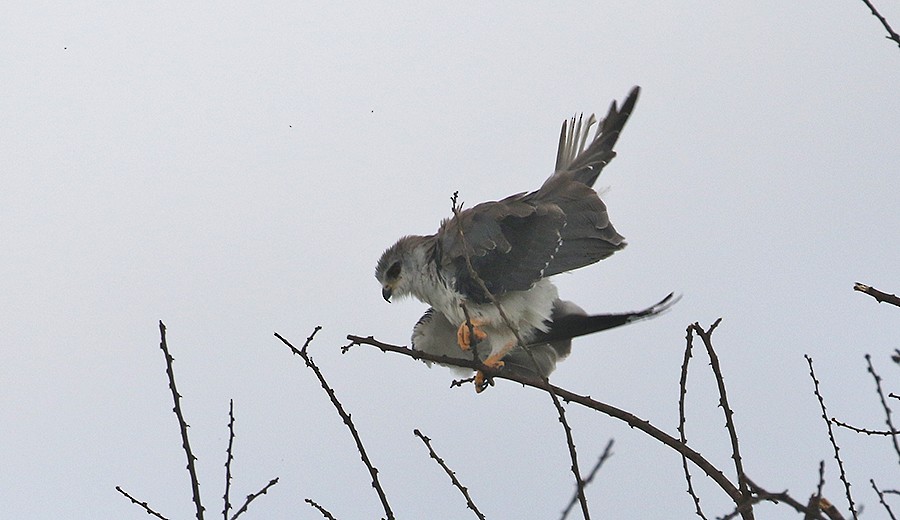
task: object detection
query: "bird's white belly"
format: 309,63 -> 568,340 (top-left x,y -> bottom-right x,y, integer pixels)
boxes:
412,279 -> 559,369
441,278 -> 558,343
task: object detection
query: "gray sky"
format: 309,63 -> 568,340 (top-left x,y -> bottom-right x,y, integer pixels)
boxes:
2,2 -> 899,519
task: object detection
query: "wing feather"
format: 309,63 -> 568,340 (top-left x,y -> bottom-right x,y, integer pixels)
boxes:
436,87 -> 639,300
555,86 -> 640,186
438,198 -> 565,302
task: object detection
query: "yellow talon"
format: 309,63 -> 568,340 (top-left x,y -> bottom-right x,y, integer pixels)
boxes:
456,319 -> 487,351
474,349 -> 509,393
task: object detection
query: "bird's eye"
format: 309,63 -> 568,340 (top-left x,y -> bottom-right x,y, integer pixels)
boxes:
386,261 -> 401,280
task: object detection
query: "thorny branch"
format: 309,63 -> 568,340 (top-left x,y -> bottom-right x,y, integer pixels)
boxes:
871,479 -> 898,520
806,355 -> 858,520
305,498 -> 338,520
853,1 -> 900,49
690,320 -> 753,520
345,333 -> 833,519
865,354 -> 900,464
229,478 -> 279,520
276,328 -> 394,520
560,439 -> 615,520
223,400 -> 235,520
742,477 -> 832,519
414,429 -> 486,520
679,324 -> 709,520
804,461 -> 827,520
116,486 -> 170,520
832,418 -> 900,436
120,323 -> 277,520
159,320 -> 205,520
344,334 -> 744,504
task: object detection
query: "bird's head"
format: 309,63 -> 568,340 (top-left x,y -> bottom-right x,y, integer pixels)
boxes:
375,235 -> 430,303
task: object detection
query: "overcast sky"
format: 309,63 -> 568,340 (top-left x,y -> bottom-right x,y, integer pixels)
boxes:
3,2 -> 900,519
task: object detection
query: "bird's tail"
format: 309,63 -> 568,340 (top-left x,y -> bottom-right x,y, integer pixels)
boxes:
529,292 -> 679,345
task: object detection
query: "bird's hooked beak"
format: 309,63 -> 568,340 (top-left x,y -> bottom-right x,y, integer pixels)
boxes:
382,286 -> 392,302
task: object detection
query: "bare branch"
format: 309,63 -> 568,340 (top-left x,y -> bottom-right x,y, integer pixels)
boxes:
158,320 -> 205,520
223,400 -> 235,520
853,283 -> 900,308
229,478 -> 278,520
115,486 -> 170,520
871,479 -> 898,520
345,334 -> 744,505
832,417 -> 900,436
805,355 -> 858,519
853,1 -> 900,49
865,354 -> 900,464
413,429 -> 485,520
740,477 -> 831,519
549,388 -> 590,520
804,460 -> 826,520
276,328 -> 394,520
679,324 -> 709,520
691,320 -> 752,519
305,498 -> 338,520
561,439 -> 614,520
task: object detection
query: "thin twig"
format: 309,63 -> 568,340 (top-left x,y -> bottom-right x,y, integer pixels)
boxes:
679,324 -> 709,520
805,355 -> 858,520
865,354 -> 900,464
560,439 -> 614,520
852,2 -> 900,49
741,477 -> 830,519
344,334 -> 744,505
229,478 -> 278,520
719,493 -> 787,520
692,320 -> 752,520
803,460 -> 826,520
854,283 -> 900,307
549,387 -> 590,520
276,328 -> 394,520
450,193 -> 591,520
115,486 -> 170,520
413,429 -> 485,520
832,417 -> 900,436
816,459 -> 826,501
223,400 -> 235,520
305,498 -> 338,520
158,320 -> 205,520
871,479 -> 897,520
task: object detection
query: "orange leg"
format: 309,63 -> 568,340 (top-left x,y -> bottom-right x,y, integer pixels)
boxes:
474,341 -> 516,393
456,319 -> 488,351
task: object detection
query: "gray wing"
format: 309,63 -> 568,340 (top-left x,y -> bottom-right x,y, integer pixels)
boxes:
437,87 -> 639,301
438,196 -> 566,303
533,86 -> 639,275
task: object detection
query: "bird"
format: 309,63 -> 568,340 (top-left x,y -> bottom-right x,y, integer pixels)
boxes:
375,86 -> 676,391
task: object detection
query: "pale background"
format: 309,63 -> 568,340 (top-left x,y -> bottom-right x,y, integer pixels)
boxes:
2,2 -> 899,519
